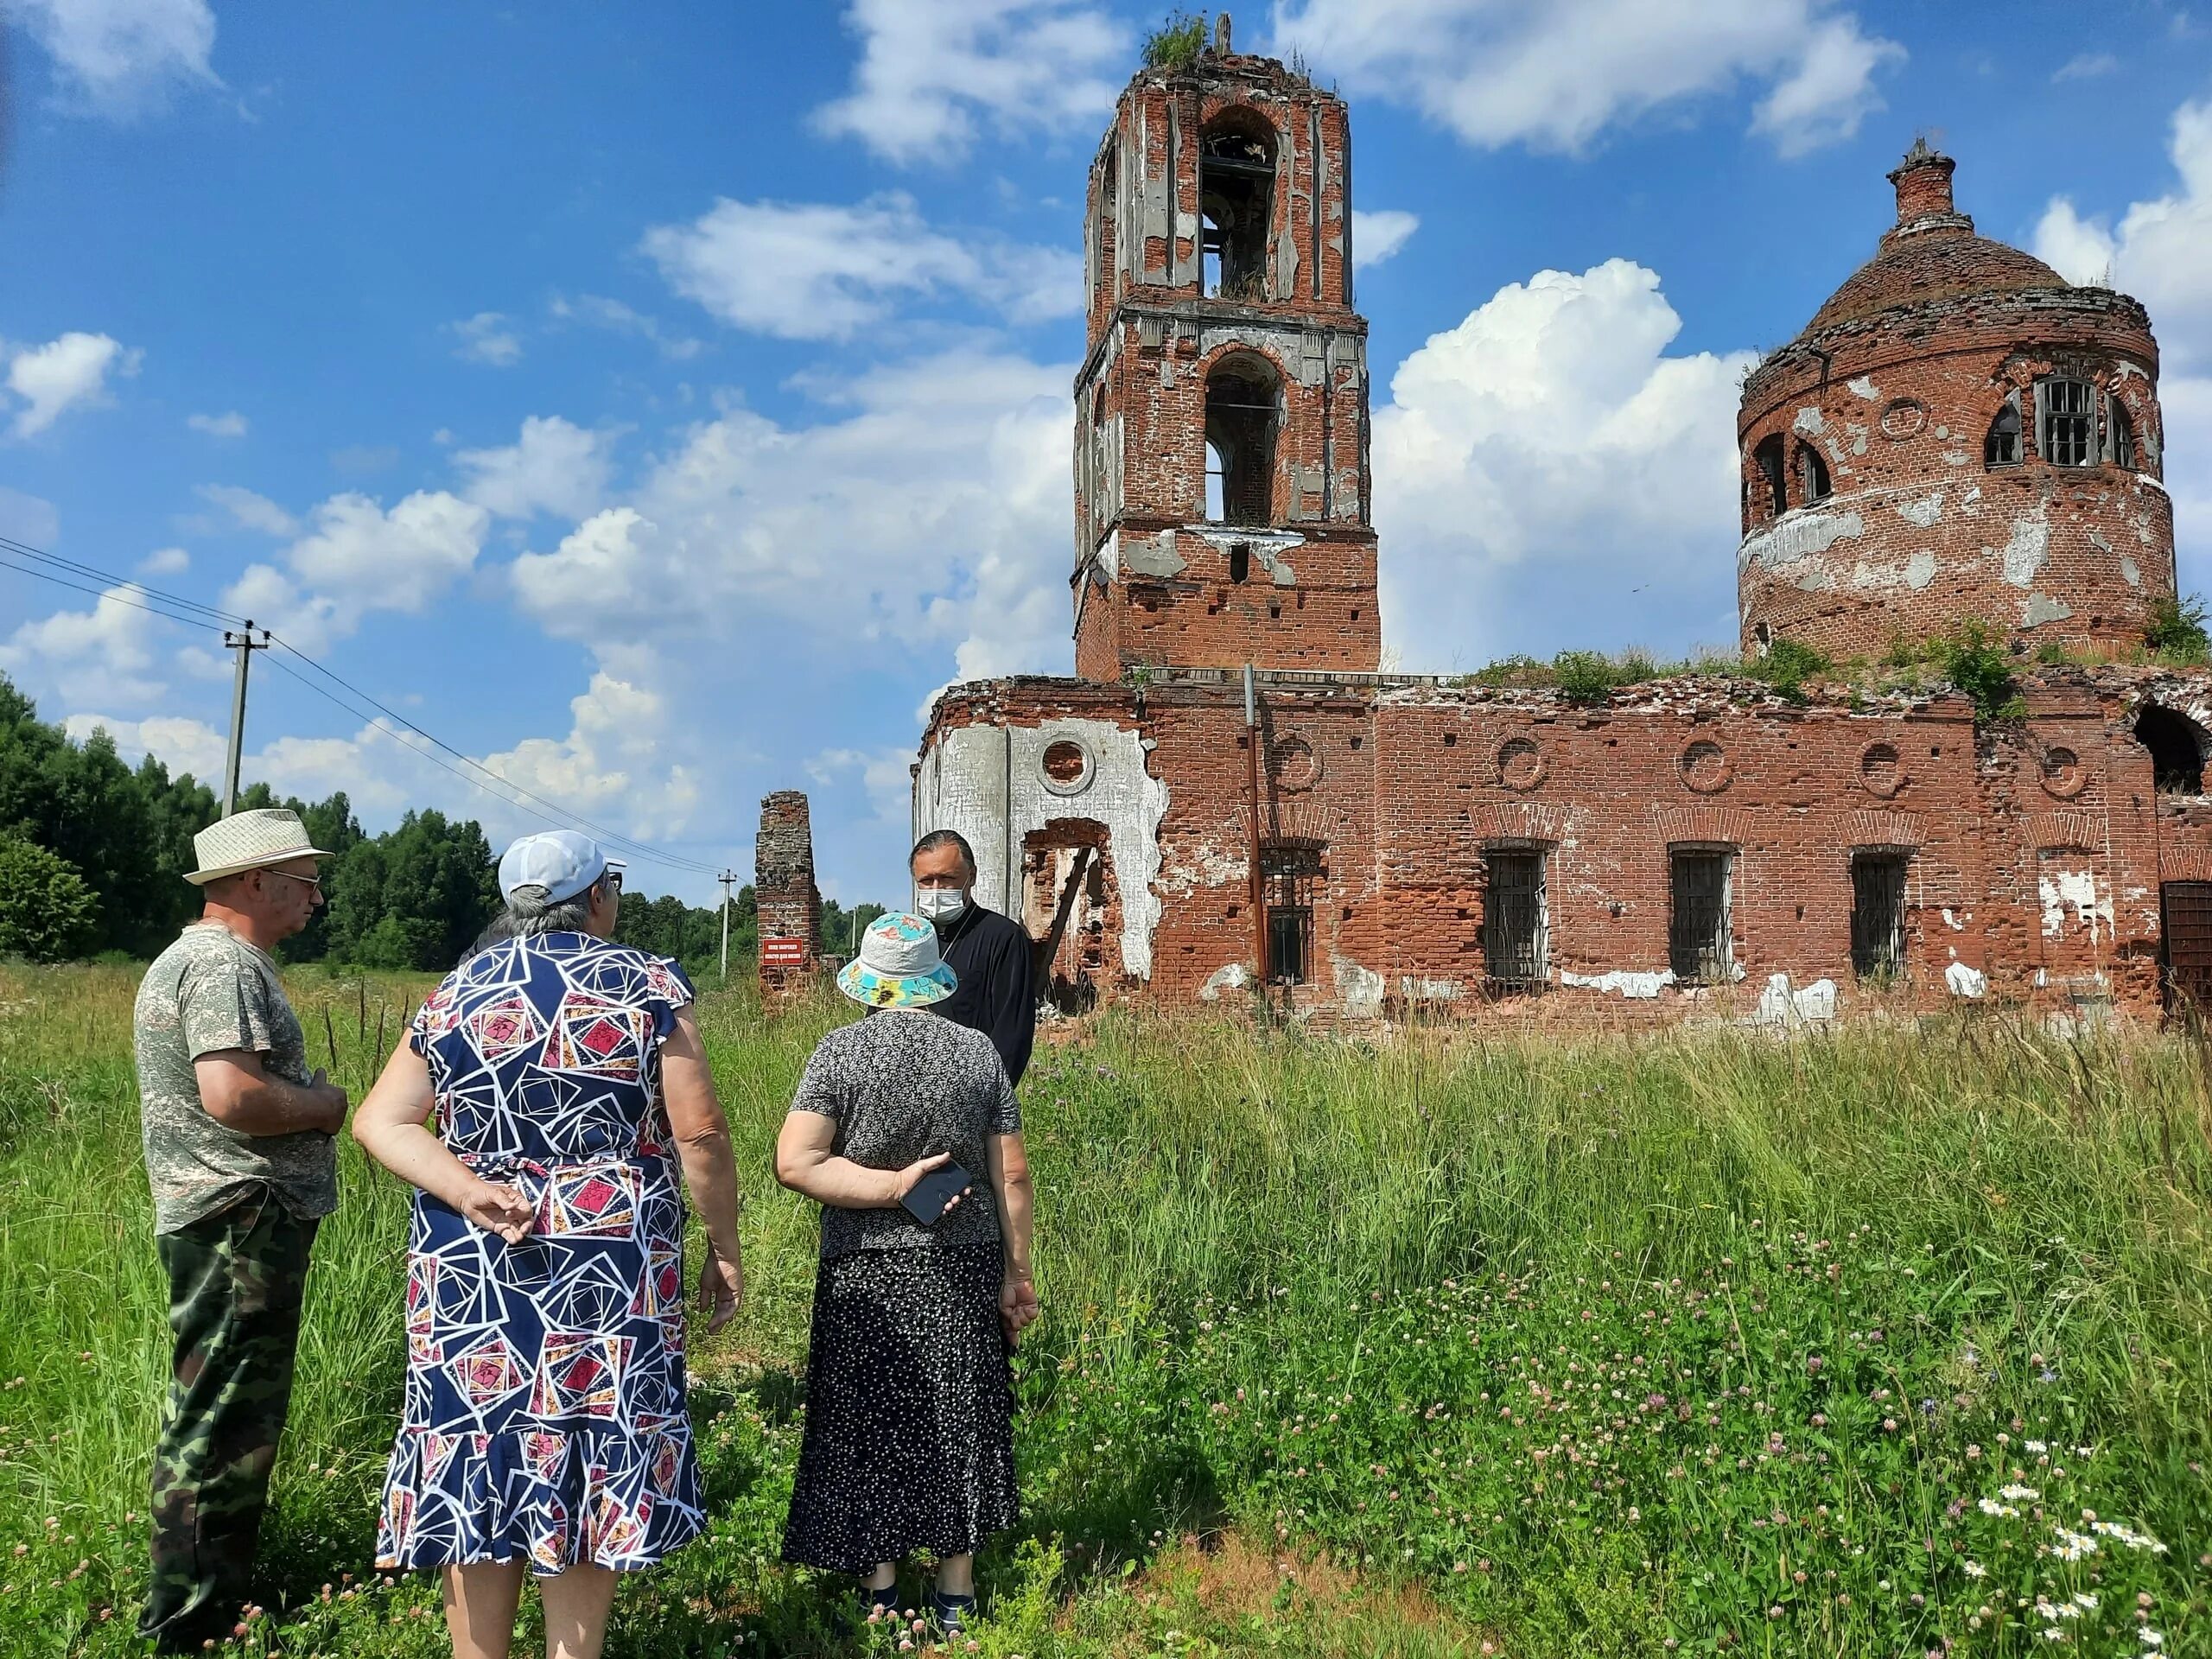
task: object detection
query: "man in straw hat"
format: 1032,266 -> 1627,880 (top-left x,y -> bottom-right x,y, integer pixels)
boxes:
131,807 -> 349,1651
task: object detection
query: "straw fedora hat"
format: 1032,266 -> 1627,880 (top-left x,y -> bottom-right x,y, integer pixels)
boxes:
836,911 -> 959,1008
187,808 -> 334,886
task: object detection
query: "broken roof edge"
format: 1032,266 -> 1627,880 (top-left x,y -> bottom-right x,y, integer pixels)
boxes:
917,660 -> 2212,749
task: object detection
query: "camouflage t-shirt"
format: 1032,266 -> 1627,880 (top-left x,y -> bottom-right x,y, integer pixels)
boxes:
133,922 -> 338,1235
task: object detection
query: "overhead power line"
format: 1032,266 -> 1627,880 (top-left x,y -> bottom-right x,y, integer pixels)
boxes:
0,532 -> 723,880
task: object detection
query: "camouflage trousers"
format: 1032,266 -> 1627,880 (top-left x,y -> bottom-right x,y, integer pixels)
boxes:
137,1189 -> 319,1649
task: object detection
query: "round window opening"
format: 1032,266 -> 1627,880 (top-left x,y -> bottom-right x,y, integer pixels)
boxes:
1681,739 -> 1732,795
2041,745 -> 2086,798
1859,741 -> 1903,798
1879,397 -> 1927,441
1497,736 -> 1546,791
1039,738 -> 1094,797
1271,736 -> 1320,792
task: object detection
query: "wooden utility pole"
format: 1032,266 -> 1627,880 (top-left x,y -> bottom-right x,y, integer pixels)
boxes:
219,622 -> 270,817
717,868 -> 738,984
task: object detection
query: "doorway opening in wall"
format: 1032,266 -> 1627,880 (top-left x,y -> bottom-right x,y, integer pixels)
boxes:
1849,850 -> 1909,983
1260,843 -> 1321,987
1020,821 -> 1118,1014
2161,880 -> 2212,1019
1482,846 -> 1548,991
2137,703 -> 2209,795
1669,846 -> 1734,984
1199,116 -> 1274,301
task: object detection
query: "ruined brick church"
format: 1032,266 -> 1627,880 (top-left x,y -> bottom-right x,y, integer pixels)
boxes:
882,41 -> 2212,1025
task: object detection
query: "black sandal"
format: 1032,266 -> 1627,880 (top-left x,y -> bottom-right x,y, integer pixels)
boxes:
857,1578 -> 900,1618
931,1591 -> 978,1635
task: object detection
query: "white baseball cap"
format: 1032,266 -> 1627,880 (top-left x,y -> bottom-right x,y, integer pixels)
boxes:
497,830 -> 612,904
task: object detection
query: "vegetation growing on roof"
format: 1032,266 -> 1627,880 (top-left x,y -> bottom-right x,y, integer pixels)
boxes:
1141,10 -> 1207,70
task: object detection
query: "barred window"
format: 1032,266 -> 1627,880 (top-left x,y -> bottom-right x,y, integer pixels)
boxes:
1669,847 -> 1733,984
1483,849 -> 1548,988
1849,852 -> 1908,981
2040,378 -> 2094,467
2109,397 -> 2138,470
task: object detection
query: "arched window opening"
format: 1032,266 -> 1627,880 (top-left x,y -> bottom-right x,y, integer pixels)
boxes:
2108,397 -> 2138,470
2138,704 -> 2209,795
1205,359 -> 1278,526
1985,393 -> 2022,467
1199,118 -> 1274,301
2039,377 -> 2094,467
1752,435 -> 1788,518
1798,442 -> 1833,505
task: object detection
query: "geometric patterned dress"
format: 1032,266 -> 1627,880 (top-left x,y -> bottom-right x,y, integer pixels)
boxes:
374,931 -> 707,1575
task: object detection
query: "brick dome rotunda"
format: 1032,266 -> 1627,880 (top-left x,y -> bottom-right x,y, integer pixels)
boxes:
1737,143 -> 2173,663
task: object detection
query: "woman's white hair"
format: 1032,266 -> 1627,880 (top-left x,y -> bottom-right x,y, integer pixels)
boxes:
502,879 -> 601,938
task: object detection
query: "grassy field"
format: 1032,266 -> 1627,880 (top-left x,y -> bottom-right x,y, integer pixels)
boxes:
0,963 -> 2207,1656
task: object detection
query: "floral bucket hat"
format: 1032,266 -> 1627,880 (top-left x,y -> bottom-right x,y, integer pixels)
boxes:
836,911 -> 959,1008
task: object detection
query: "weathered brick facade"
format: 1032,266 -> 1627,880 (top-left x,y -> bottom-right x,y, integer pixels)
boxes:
904,51 -> 2212,1027
1738,144 -> 2172,663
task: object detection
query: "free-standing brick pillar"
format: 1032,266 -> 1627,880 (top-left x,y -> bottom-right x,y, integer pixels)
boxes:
1071,44 -> 1380,680
754,790 -> 823,994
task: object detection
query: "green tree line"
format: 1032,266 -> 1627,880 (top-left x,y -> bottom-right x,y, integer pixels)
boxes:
0,671 -> 752,974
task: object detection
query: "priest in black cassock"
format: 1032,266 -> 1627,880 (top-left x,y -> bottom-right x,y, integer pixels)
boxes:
908,830 -> 1036,1088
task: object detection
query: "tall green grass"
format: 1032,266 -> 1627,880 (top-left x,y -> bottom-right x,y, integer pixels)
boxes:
0,966 -> 2205,1655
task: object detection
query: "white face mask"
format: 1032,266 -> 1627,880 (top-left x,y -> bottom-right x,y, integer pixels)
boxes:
915,887 -> 969,924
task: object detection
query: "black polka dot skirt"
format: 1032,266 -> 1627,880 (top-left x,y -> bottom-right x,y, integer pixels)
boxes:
780,1241 -> 1018,1575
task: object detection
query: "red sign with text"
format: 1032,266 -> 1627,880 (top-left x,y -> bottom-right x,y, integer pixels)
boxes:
760,938 -> 808,966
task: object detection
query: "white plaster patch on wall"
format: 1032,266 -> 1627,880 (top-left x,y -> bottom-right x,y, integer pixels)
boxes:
1754,974 -> 1837,1026
1895,490 -> 1943,529
1199,963 -> 1248,1001
1847,426 -> 1869,457
1999,514 -> 2050,588
1847,375 -> 1881,401
1740,509 -> 1864,574
1851,550 -> 1938,592
1560,967 -> 1677,999
1121,529 -> 1187,578
918,717 -> 1170,981
1333,956 -> 1385,1019
1793,406 -> 1825,436
1961,485 -> 1982,515
2038,866 -> 2111,942
2121,556 -> 2142,588
1906,550 -> 1937,589
1157,836 -> 1246,896
1942,450 -> 1970,467
1941,907 -> 1966,931
1397,976 -> 1462,1001
2023,592 -> 2075,627
1945,961 -> 1987,998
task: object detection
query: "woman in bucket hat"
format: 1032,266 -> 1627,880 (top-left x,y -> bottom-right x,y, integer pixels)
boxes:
352,830 -> 747,1659
773,912 -> 1039,1635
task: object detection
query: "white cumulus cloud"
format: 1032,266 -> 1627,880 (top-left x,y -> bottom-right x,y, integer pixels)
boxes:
1374,257 -> 1755,668
448,312 -> 524,367
813,0 -> 1126,166
0,582 -> 171,706
12,0 -> 219,117
643,194 -> 1077,340
1270,0 -> 1902,157
186,410 -> 248,438
138,546 -> 189,575
1351,210 -> 1421,270
194,483 -> 299,536
221,490 -> 490,653
456,416 -> 615,522
5,331 -> 142,437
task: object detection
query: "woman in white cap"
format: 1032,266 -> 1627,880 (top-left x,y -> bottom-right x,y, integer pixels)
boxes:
352,830 -> 747,1659
773,911 -> 1039,1634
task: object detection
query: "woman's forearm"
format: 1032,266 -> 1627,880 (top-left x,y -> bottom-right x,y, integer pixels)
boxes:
776,1149 -> 902,1211
999,1173 -> 1033,1274
674,1128 -> 746,1261
357,1118 -> 490,1213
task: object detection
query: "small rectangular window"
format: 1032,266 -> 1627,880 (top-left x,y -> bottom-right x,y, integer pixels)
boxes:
1483,849 -> 1548,988
1850,853 -> 1908,981
1669,848 -> 1733,983
2042,378 -> 2094,467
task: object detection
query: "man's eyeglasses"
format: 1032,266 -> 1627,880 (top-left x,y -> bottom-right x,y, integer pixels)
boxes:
264,869 -> 324,898
603,869 -> 624,894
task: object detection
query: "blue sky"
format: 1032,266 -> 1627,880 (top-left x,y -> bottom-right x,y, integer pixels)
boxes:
5,0 -> 2212,907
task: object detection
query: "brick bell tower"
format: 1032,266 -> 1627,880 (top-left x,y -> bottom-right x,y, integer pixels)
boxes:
1071,19 -> 1380,682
